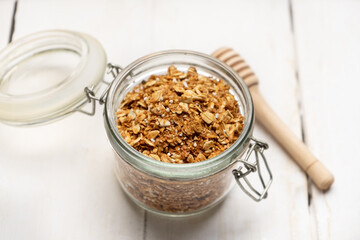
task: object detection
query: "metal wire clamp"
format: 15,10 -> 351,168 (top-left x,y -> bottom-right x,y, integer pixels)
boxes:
77,63 -> 123,116
233,137 -> 273,202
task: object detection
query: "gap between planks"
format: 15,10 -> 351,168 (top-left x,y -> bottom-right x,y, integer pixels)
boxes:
8,0 -> 17,43
143,211 -> 147,240
288,0 -> 313,207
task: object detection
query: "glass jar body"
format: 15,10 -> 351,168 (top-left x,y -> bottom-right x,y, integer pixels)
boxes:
104,50 -> 254,216
114,153 -> 238,216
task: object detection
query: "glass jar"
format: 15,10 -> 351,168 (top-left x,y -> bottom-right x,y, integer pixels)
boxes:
0,30 -> 272,217
104,51 -> 272,216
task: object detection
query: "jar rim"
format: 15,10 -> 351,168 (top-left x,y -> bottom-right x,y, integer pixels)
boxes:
105,50 -> 254,178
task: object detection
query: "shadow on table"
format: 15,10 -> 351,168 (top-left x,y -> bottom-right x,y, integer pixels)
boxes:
144,200 -> 227,239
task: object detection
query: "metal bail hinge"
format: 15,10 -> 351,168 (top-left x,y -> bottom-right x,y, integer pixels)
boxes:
232,137 -> 273,202
77,63 -> 123,116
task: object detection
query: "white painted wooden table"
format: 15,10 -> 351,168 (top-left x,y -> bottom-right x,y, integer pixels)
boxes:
0,0 -> 359,239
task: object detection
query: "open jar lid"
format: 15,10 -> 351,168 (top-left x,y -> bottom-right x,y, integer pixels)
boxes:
0,30 -> 107,126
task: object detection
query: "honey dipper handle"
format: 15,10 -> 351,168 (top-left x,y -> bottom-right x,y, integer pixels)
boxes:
212,47 -> 334,190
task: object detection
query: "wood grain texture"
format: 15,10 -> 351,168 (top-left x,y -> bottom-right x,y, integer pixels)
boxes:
292,0 -> 360,239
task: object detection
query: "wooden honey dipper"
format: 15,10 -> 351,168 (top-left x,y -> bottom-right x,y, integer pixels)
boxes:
212,47 -> 334,190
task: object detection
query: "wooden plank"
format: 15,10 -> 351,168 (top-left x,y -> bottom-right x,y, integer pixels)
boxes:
292,0 -> 360,239
0,1 -> 145,240
141,1 -> 312,239
0,0 -> 311,239
0,0 -> 14,47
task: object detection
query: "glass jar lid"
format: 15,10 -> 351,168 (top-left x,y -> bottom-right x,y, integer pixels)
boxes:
0,30 -> 107,126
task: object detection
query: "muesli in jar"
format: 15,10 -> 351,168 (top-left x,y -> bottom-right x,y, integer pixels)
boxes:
116,66 -> 245,163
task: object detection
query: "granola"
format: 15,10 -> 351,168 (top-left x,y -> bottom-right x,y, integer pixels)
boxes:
116,66 -> 244,163
115,156 -> 235,213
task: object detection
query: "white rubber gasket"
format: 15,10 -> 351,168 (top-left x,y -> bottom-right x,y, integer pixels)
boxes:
0,30 -> 107,126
